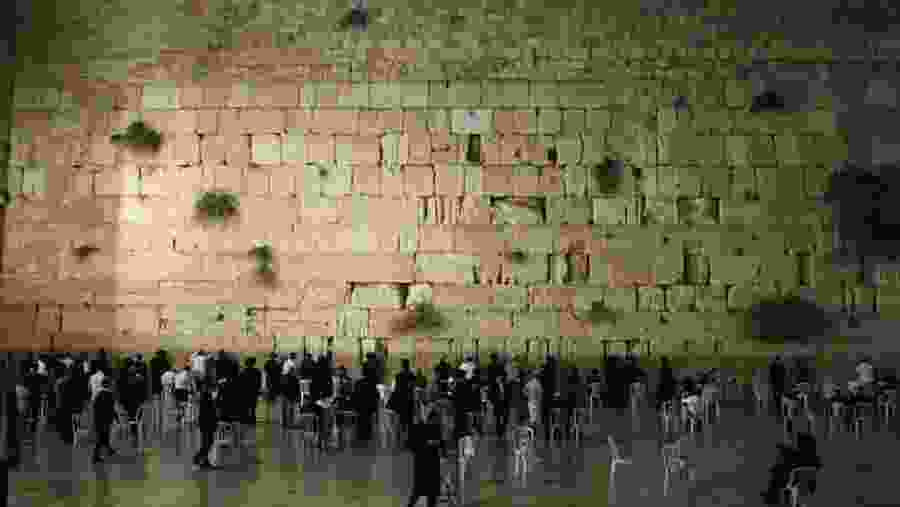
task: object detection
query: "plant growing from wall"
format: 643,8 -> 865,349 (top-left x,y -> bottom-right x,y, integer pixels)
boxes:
195,191 -> 239,220
110,121 -> 162,151
306,161 -> 330,178
0,189 -> 10,208
250,241 -> 274,275
577,301 -> 620,325
506,249 -> 528,263
393,302 -> 447,334
592,158 -> 625,195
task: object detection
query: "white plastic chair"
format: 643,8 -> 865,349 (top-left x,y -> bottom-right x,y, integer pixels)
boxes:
661,437 -> 695,496
782,466 -> 819,507
72,413 -> 90,447
607,435 -> 633,504
878,389 -> 897,426
589,382 -> 604,423
512,425 -> 536,479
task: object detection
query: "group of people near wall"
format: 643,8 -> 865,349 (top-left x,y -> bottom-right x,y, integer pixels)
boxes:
16,349 -> 894,505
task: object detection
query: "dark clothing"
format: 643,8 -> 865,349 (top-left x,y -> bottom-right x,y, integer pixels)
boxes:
311,363 -> 334,403
194,390 -> 217,465
217,379 -> 243,423
769,361 -> 787,399
300,358 -> 315,380
453,379 -> 479,439
409,421 -> 445,498
762,444 -> 822,504
55,376 -> 80,444
489,376 -> 509,436
92,389 -> 116,460
263,359 -> 281,400
656,365 -> 678,409
150,355 -> 171,396
353,377 -> 379,442
239,367 -> 262,424
389,370 -> 417,433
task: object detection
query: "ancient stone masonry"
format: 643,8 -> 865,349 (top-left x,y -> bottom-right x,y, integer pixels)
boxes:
2,0 -> 899,367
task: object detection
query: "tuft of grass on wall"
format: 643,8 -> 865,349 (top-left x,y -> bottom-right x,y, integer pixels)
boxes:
110,121 -> 162,150
195,191 -> 240,220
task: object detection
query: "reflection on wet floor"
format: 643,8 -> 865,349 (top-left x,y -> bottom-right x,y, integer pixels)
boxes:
7,393 -> 899,507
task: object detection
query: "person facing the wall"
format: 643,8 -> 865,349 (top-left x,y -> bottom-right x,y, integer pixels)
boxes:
91,377 -> 117,464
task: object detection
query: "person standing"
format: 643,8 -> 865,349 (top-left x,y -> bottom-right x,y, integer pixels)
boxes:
191,350 -> 208,393
353,364 -> 379,443
120,364 -> 146,447
769,355 -> 787,414
389,359 -> 416,447
487,353 -> 508,437
192,384 -> 218,470
263,353 -> 281,420
91,377 -> 117,464
54,366 -> 79,445
150,350 -> 171,399
563,367 -> 584,440
173,365 -> 194,424
539,356 -> 559,442
405,409 -> 446,507
239,358 -> 263,427
281,353 -> 299,427
656,356 -> 678,411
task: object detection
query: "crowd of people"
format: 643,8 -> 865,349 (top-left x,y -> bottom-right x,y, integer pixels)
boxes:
7,348 -> 895,504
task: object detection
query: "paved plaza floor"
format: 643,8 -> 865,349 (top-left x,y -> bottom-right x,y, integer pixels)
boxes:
6,389 -> 899,507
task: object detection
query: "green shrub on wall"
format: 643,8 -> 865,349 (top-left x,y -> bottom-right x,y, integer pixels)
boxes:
393,302 -> 447,334
195,191 -> 240,220
110,121 -> 162,150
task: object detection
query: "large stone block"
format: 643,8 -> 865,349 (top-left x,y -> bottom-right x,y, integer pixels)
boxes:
548,196 -> 593,225
337,306 -> 369,337
512,311 -> 560,338
415,254 -> 480,284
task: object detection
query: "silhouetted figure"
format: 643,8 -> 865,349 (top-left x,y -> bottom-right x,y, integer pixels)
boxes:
353,364 -> 379,443
239,358 -> 262,425
120,364 -> 146,445
656,356 -> 677,410
389,359 -> 416,447
487,353 -> 508,437
769,355 -> 788,411
539,356 -> 559,440
263,353 -> 281,403
300,353 -> 315,380
563,367 -> 584,439
406,409 -> 446,507
761,432 -> 821,505
54,366 -> 79,445
92,378 -> 117,464
150,349 -> 171,399
193,385 -> 218,469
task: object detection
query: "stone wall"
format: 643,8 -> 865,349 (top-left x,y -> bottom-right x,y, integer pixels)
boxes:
2,0 -> 900,370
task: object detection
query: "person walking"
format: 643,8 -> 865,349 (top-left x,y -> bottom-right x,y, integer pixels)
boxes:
192,384 -> 218,470
405,409 -> 446,507
91,377 -> 117,464
352,367 -> 378,444
563,367 -> 584,440
539,356 -> 559,441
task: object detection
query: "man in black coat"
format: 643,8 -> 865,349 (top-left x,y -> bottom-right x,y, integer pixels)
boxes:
92,377 -> 117,464
120,364 -> 146,446
239,358 -> 263,426
193,384 -> 218,469
150,349 -> 171,399
769,355 -> 787,414
389,359 -> 416,447
487,353 -> 509,437
54,366 -> 80,445
352,367 -> 379,443
263,353 -> 281,404
406,409 -> 446,507
539,355 -> 559,441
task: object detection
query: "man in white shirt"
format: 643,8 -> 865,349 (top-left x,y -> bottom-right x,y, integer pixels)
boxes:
282,353 -> 297,376
90,367 -> 106,401
161,369 -> 176,396
856,357 -> 875,385
460,355 -> 475,380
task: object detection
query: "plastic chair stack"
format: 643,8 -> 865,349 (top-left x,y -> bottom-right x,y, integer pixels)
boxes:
782,466 -> 819,507
607,435 -> 633,504
661,437 -> 694,497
